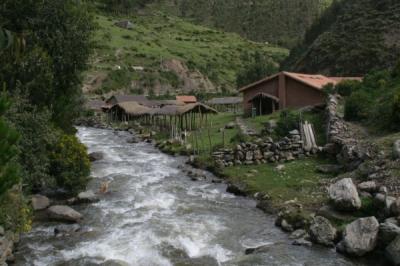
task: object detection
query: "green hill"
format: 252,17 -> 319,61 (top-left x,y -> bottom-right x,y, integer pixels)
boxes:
148,0 -> 333,49
283,0 -> 400,76
84,11 -> 288,96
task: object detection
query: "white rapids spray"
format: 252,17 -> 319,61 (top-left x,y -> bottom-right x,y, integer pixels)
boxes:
14,127 -> 375,266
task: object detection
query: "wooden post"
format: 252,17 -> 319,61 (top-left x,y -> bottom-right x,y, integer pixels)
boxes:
207,122 -> 212,155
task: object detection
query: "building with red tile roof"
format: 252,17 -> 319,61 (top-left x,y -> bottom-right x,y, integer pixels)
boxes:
239,71 -> 362,116
176,95 -> 197,104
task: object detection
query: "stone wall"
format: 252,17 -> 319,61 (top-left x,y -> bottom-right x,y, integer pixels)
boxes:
324,94 -> 375,171
212,130 -> 316,168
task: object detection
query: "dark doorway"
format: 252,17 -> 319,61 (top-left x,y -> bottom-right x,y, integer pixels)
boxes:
250,94 -> 279,116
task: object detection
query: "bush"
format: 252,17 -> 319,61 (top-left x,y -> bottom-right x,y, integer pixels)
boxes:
0,95 -> 20,196
49,134 -> 90,194
276,110 -> 301,137
0,186 -> 32,232
6,94 -> 57,192
344,90 -> 372,121
336,80 -> 361,97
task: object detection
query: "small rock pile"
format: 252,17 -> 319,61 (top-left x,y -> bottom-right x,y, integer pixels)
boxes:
212,130 -> 315,168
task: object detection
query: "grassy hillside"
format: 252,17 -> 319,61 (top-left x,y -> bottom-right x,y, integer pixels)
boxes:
283,0 -> 400,76
85,11 -> 288,96
148,0 -> 333,48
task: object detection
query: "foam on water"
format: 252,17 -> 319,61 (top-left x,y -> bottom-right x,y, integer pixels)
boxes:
14,127 -> 376,266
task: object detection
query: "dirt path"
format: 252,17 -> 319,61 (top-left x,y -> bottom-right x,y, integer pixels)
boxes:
236,117 -> 257,136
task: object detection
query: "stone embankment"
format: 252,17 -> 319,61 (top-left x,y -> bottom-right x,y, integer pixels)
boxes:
324,94 -> 376,171
212,129 -> 317,168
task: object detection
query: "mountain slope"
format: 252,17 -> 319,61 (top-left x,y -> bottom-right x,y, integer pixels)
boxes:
149,0 -> 333,48
283,0 -> 400,76
84,11 -> 288,96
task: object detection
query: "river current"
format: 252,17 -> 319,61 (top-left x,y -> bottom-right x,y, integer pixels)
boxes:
15,127 -> 373,266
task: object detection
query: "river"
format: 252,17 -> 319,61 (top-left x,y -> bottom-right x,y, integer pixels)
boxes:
14,127 -> 374,266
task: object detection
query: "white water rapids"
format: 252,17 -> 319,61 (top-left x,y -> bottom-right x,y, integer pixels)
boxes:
14,127 -> 377,266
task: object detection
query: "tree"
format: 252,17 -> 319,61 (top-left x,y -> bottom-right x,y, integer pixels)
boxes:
0,0 -> 95,132
0,92 -> 20,196
236,52 -> 278,88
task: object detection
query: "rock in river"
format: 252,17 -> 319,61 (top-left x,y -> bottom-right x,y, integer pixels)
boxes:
77,190 -> 99,204
31,194 -> 50,211
47,205 -> 83,223
88,152 -> 104,162
309,216 -> 337,247
337,216 -> 379,256
328,178 -> 361,211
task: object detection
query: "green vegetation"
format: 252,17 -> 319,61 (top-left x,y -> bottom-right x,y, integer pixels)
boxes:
236,51 -> 278,88
150,0 -> 333,48
284,0 -> 400,76
223,158 -> 332,208
88,12 -> 287,95
0,0 -> 94,231
50,135 -> 91,193
0,187 -> 32,232
154,107 -> 329,208
156,113 -> 240,156
0,94 -> 20,196
342,66 -> 400,132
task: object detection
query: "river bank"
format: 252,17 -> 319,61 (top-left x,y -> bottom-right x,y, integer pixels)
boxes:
12,126 -> 380,266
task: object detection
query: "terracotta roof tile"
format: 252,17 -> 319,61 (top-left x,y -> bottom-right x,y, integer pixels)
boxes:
176,96 -> 197,103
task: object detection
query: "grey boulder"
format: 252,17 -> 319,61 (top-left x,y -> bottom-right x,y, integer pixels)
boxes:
386,235 -> 400,266
47,205 -> 83,223
31,194 -> 50,211
77,190 -> 99,204
357,181 -> 377,193
337,217 -> 379,256
309,216 -> 337,247
328,178 -> 361,211
379,221 -> 400,247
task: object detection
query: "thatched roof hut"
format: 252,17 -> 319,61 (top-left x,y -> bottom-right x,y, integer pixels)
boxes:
85,100 -> 105,112
153,103 -> 217,116
206,97 -> 243,105
109,101 -> 153,119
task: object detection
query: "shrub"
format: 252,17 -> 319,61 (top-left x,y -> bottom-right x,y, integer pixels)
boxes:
49,134 -> 90,194
0,186 -> 32,232
276,110 -> 301,137
336,80 -> 361,97
6,94 -> 57,192
0,95 -> 20,196
390,88 -> 400,127
344,90 -> 372,121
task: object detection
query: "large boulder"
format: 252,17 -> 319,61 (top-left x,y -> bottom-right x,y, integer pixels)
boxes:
393,140 -> 400,159
31,194 -> 50,211
309,216 -> 337,247
378,221 -> 400,247
88,152 -> 104,162
357,181 -> 377,193
386,235 -> 400,266
337,217 -> 379,256
328,178 -> 361,211
47,205 -> 83,223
